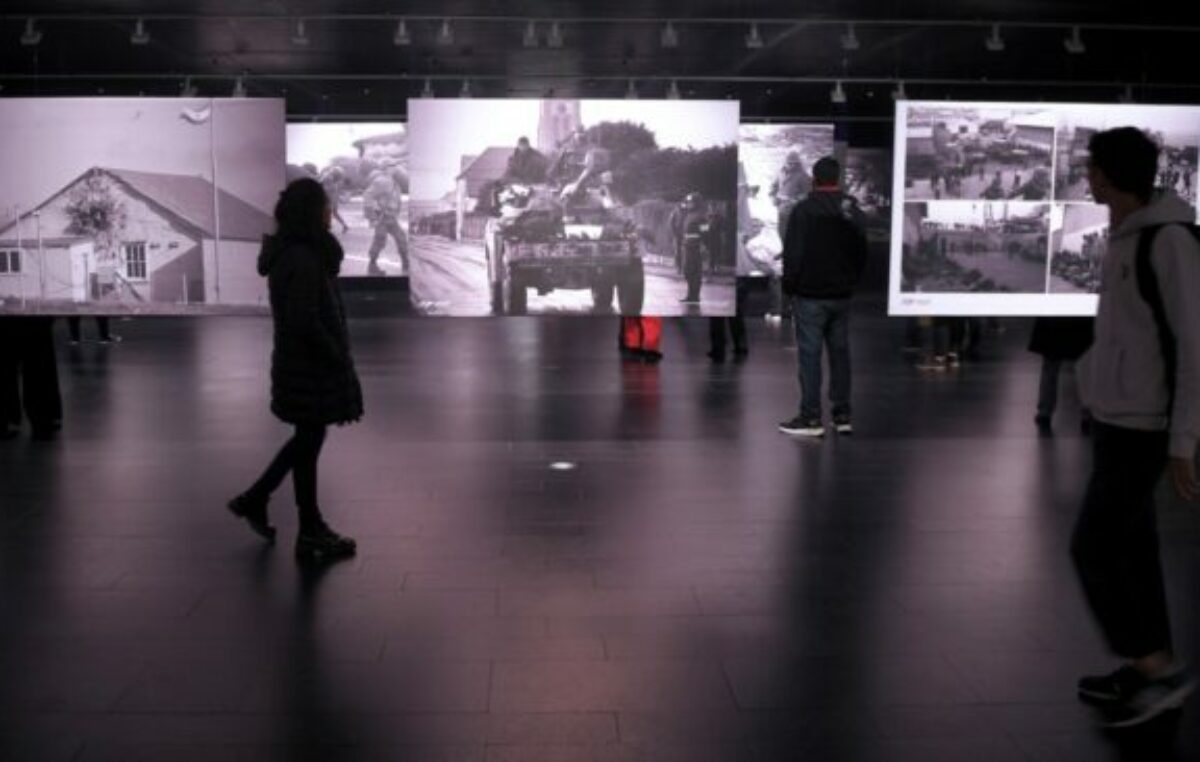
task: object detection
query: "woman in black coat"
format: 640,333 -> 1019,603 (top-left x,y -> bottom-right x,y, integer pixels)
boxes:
1028,316 -> 1094,432
229,178 -> 362,563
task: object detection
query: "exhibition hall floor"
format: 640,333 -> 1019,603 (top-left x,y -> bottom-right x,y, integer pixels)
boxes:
2,307 -> 1199,761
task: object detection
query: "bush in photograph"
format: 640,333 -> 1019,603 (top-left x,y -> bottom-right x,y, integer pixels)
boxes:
64,173 -> 127,264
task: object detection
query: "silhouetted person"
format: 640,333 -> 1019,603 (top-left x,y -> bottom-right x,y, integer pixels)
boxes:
503,136 -> 549,185
0,317 -> 63,440
228,178 -> 362,564
708,278 -> 748,363
1028,316 -> 1093,433
1072,126 -> 1199,727
618,317 -> 662,363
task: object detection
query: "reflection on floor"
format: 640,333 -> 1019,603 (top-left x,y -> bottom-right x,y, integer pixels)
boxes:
2,308 -> 1198,761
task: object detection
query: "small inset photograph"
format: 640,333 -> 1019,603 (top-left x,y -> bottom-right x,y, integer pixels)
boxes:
1048,203 -> 1108,294
900,201 -> 1051,293
1055,106 -> 1199,206
904,105 -> 1055,202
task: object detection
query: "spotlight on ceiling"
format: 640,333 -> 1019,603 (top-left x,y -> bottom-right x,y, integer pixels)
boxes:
291,19 -> 310,47
522,21 -> 538,48
985,24 -> 1005,52
1118,85 -> 1135,104
459,79 -> 472,98
840,23 -> 859,52
661,21 -> 679,49
1063,25 -> 1085,54
745,22 -> 764,49
20,18 -> 43,47
830,80 -> 848,104
547,21 -> 563,48
180,77 -> 198,98
625,79 -> 638,99
130,18 -> 151,46
393,19 -> 411,46
420,78 -> 434,98
437,19 -> 454,46
232,77 -> 247,98
667,79 -> 681,100
891,80 -> 908,101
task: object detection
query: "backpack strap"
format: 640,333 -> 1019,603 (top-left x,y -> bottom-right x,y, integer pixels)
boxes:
1134,224 -> 1178,413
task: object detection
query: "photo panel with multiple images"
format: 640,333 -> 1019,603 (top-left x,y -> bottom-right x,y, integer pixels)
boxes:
891,101 -> 1200,316
407,98 -> 740,317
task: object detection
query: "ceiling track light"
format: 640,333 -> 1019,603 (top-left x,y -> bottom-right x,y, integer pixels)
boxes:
393,19 -> 411,46
985,24 -> 1005,52
180,77 -> 198,98
130,18 -> 150,46
547,21 -> 563,48
1064,25 -> 1085,54
667,79 -> 681,100
20,18 -> 42,47
1118,84 -> 1135,103
459,79 -> 472,98
892,80 -> 908,100
745,22 -> 764,49
291,19 -> 310,47
840,23 -> 859,52
830,80 -> 847,104
232,76 -> 247,98
625,79 -> 638,99
661,21 -> 679,49
522,20 -> 538,47
420,78 -> 434,98
437,19 -> 454,46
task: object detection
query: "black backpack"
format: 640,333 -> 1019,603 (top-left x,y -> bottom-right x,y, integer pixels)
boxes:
1135,222 -> 1200,411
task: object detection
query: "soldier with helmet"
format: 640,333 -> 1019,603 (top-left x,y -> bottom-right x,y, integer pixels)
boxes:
671,191 -> 710,304
362,170 -> 408,274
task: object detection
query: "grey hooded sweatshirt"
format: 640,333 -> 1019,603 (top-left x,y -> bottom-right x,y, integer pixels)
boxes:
1077,190 -> 1200,459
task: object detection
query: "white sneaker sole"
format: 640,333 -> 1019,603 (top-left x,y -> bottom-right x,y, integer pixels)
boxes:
779,427 -> 825,437
835,424 -> 853,435
1103,682 -> 1195,728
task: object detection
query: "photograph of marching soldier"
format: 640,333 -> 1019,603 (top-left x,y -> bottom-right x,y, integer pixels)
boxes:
1055,106 -> 1199,207
738,124 -> 835,318
286,123 -> 409,276
407,99 -> 738,316
901,201 -> 1052,294
904,105 -> 1055,202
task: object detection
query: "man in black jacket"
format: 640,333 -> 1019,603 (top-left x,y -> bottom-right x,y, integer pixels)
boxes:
778,157 -> 868,437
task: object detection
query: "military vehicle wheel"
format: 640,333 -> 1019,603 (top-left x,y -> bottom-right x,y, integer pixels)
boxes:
591,277 -> 616,313
502,270 -> 527,315
617,260 -> 645,314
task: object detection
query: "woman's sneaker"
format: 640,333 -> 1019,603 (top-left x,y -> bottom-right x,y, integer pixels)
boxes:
1078,665 -> 1147,704
295,521 -> 357,563
1102,665 -> 1195,728
227,493 -> 276,542
778,416 -> 824,437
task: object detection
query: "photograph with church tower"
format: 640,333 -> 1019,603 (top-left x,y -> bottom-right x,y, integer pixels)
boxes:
407,98 -> 740,316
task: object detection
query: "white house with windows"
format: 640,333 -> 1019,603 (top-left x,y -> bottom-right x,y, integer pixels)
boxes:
0,166 -> 271,308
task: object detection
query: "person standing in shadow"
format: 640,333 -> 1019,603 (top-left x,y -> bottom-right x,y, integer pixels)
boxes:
1028,316 -> 1094,434
0,317 -> 63,440
228,178 -> 362,564
67,315 -> 120,345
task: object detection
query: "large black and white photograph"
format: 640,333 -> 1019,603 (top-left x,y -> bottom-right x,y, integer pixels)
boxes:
0,98 -> 283,315
904,105 -> 1055,202
286,122 -> 409,277
900,201 -> 1051,293
408,98 -> 739,316
1048,203 -> 1108,294
1055,105 -> 1199,206
846,147 -> 893,242
737,124 -> 834,275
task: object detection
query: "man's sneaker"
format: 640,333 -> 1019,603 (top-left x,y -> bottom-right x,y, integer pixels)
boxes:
227,493 -> 276,542
1078,665 -> 1147,704
1101,665 -> 1195,728
778,416 -> 824,437
296,521 -> 357,564
833,417 -> 853,435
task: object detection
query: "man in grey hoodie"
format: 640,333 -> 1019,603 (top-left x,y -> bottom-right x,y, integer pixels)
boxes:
1072,127 -> 1200,727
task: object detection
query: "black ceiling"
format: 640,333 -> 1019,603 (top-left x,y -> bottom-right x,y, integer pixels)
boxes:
2,1 -> 1198,144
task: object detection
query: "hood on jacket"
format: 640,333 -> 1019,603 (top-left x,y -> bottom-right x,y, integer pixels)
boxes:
1111,190 -> 1196,240
802,189 -> 861,218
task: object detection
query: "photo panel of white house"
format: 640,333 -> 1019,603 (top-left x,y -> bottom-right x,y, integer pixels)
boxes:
0,98 -> 284,315
737,124 -> 834,277
407,98 -> 739,316
889,100 -> 1200,316
286,123 -> 408,277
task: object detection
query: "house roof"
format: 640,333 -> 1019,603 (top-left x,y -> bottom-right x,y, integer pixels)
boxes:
0,167 -> 274,243
457,147 -> 514,197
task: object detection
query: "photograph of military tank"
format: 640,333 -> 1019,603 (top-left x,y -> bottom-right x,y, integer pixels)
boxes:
407,99 -> 739,316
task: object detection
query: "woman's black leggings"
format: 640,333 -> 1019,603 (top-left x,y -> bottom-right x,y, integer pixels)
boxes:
247,423 -> 327,527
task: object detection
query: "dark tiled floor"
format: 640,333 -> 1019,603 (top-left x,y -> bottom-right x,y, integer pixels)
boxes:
2,305 -> 1199,761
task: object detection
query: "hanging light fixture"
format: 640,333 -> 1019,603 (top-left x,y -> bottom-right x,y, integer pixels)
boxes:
830,80 -> 847,104
393,19 -> 411,46
20,18 -> 43,46
745,22 -> 764,49
130,18 -> 151,46
180,77 -> 198,98
661,21 -> 679,49
625,79 -> 638,99
522,21 -> 538,48
420,78 -> 434,98
1063,26 -> 1086,54
667,80 -> 681,100
547,21 -> 564,48
291,19 -> 310,47
437,19 -> 455,46
232,77 -> 247,98
891,80 -> 908,101
839,23 -> 859,51
985,24 -> 1005,52
459,79 -> 472,98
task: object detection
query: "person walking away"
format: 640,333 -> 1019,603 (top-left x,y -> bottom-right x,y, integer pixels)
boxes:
1028,316 -> 1094,433
228,178 -> 362,564
1071,126 -> 1200,727
777,157 -> 868,437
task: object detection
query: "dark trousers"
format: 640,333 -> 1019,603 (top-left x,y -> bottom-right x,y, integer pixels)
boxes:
1037,359 -> 1063,418
368,216 -> 408,269
709,279 -> 749,356
683,245 -> 703,301
247,424 -> 328,521
1071,421 -> 1172,659
67,316 -> 112,342
0,317 -> 63,430
792,296 -> 851,421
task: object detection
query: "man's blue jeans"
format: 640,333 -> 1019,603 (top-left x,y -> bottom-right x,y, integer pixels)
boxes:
791,297 -> 852,422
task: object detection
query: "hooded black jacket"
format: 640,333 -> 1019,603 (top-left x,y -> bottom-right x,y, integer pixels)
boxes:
781,189 -> 868,299
258,232 -> 363,426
